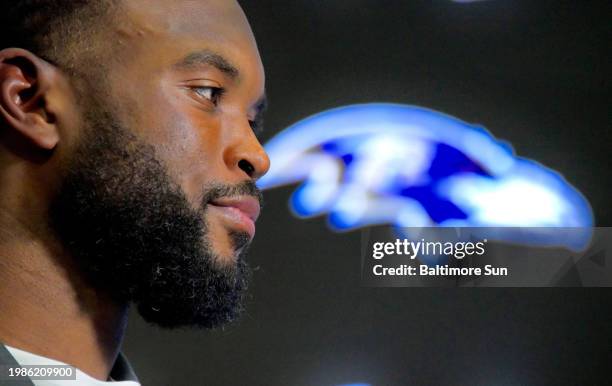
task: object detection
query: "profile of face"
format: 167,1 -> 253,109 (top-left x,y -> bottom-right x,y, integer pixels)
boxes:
29,0 -> 270,328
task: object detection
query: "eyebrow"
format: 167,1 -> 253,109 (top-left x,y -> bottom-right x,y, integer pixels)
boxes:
174,49 -> 240,80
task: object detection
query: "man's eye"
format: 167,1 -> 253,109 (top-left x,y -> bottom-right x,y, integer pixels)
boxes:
249,117 -> 264,137
193,86 -> 224,105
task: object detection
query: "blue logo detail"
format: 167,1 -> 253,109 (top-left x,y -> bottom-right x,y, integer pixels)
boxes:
257,103 -> 593,250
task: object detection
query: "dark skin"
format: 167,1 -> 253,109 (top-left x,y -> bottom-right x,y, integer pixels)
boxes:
0,0 -> 269,380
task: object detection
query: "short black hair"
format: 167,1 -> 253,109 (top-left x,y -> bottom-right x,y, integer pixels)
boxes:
0,1 -> 115,67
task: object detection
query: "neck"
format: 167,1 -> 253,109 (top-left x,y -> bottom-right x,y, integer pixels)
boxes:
0,210 -> 129,381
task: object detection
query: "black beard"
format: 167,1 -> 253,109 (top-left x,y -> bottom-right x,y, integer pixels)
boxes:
49,109 -> 261,329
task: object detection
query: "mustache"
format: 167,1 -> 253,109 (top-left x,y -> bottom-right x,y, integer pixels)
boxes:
201,180 -> 263,208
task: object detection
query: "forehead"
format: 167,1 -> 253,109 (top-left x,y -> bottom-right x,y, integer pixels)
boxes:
111,0 -> 264,84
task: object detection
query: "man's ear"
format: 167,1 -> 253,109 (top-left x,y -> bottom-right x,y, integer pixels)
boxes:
0,48 -> 63,151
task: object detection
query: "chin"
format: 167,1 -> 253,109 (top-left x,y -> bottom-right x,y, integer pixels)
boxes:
210,234 -> 251,268
212,249 -> 240,267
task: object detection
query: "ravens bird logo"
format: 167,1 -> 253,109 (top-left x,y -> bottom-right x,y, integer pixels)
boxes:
257,104 -> 593,251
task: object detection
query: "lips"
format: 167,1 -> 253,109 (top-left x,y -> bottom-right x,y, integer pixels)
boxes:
207,196 -> 261,238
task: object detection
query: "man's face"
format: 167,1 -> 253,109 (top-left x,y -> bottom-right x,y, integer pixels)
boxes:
106,0 -> 269,261
50,0 -> 270,328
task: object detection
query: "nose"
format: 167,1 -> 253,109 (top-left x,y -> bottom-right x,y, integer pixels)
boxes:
224,125 -> 270,181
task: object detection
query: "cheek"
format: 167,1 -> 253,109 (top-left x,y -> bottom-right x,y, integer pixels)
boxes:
173,123 -> 224,205
140,91 -> 225,205
111,73 -> 225,206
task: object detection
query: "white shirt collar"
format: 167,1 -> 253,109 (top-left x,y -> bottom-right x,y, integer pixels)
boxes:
5,345 -> 140,386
